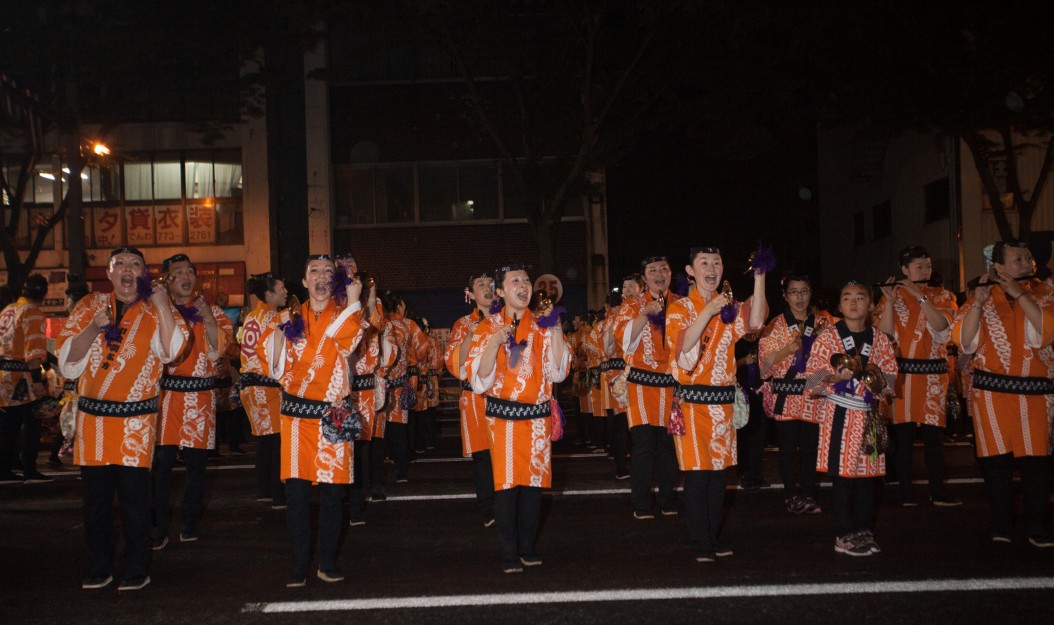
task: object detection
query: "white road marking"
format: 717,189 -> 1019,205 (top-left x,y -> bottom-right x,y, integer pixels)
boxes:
243,576 -> 1054,613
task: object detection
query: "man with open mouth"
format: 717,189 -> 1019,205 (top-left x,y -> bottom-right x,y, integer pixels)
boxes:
151,254 -> 232,550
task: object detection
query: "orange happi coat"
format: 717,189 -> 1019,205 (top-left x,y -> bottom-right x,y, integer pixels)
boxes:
466,307 -> 570,490
0,297 -> 47,407
239,301 -> 282,436
666,288 -> 761,471
600,306 -> 627,412
614,290 -> 683,428
157,304 -> 232,449
444,309 -> 491,456
426,334 -> 442,409
276,299 -> 367,484
758,310 -> 836,423
350,324 -> 397,442
57,293 -> 186,468
876,285 -> 957,426
584,319 -> 606,416
806,323 -> 898,478
952,281 -> 1054,458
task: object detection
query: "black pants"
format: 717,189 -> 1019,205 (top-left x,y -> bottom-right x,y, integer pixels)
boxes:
629,424 -> 678,513
609,412 -> 630,474
494,486 -> 541,566
82,465 -> 151,581
737,393 -> 767,483
775,419 -> 819,498
216,407 -> 247,451
0,403 -> 41,476
977,453 -> 1051,538
369,436 -> 386,496
413,407 -> 437,452
473,449 -> 495,522
589,413 -> 608,449
349,439 -> 368,522
285,478 -> 345,577
683,470 -> 727,551
892,422 -> 947,500
387,422 -> 410,480
255,433 -> 284,505
152,445 -> 208,539
828,411 -> 874,536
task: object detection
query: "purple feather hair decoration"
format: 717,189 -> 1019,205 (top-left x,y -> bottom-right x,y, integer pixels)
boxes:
747,241 -> 777,275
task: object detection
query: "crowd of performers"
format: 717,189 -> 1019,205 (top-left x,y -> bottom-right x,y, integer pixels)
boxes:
1,239 -> 1051,590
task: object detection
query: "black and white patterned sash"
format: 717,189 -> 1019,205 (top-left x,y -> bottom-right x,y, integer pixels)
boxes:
388,374 -> 409,387
484,396 -> 551,420
973,370 -> 1054,396
280,392 -> 331,419
627,367 -> 677,388
600,358 -> 626,372
350,374 -> 375,392
676,384 -> 737,405
240,372 -> 281,388
896,357 -> 948,376
461,380 -> 473,391
0,358 -> 29,372
160,374 -> 217,392
63,379 -> 79,392
77,396 -> 159,417
407,366 -> 420,377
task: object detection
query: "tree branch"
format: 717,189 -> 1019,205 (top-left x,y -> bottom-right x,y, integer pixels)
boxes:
962,130 -> 1015,240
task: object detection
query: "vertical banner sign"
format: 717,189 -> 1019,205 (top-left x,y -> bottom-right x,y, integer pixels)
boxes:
154,204 -> 184,245
125,206 -> 155,245
186,203 -> 217,244
92,206 -> 124,247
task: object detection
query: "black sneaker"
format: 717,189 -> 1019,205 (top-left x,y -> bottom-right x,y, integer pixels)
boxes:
714,544 -> 734,558
47,457 -> 62,467
317,569 -> 345,583
179,531 -> 199,543
614,472 -> 630,480
369,493 -> 387,502
1029,535 -> 1054,549
286,576 -> 307,588
483,518 -> 496,528
117,576 -> 151,591
694,550 -> 717,563
931,494 -> 963,507
395,477 -> 409,484
22,471 -> 53,483
502,562 -> 524,574
633,510 -> 655,520
0,472 -> 23,484
151,536 -> 169,552
519,554 -> 543,567
349,518 -> 366,527
660,507 -> 679,517
991,533 -> 1012,544
82,575 -> 113,590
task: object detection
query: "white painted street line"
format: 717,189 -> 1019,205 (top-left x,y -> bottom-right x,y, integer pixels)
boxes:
243,576 -> 1054,613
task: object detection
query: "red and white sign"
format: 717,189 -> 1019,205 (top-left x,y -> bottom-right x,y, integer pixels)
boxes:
154,204 -> 183,245
125,205 -> 154,245
92,206 -> 123,247
533,274 -> 563,303
187,203 -> 216,244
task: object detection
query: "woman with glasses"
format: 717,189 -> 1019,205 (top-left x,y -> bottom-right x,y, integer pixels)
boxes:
759,274 -> 835,514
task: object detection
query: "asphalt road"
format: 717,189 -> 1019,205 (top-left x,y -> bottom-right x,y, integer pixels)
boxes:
2,417 -> 1052,625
